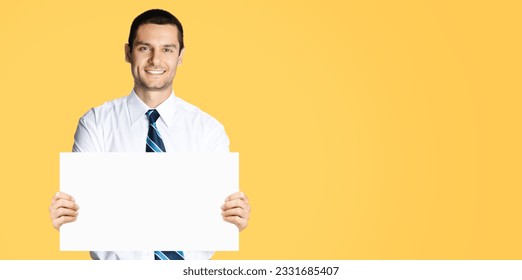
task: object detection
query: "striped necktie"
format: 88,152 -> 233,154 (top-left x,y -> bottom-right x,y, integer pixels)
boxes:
145,109 -> 184,260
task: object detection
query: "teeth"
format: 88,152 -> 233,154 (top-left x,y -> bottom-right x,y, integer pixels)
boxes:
146,70 -> 165,74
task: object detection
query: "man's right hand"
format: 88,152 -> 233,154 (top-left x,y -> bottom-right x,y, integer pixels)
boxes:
49,192 -> 80,231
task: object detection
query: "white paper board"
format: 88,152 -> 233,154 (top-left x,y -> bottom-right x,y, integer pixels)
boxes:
59,152 -> 239,251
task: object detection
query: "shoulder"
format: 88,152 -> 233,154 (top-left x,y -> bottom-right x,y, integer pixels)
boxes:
175,96 -> 225,131
79,95 -> 128,124
174,96 -> 230,151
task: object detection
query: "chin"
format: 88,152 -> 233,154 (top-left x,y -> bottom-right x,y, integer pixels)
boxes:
146,85 -> 170,91
142,81 -> 168,89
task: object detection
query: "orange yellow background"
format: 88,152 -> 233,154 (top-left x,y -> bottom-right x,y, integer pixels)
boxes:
0,0 -> 521,259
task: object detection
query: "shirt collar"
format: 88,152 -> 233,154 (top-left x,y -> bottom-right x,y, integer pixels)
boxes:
127,90 -> 177,127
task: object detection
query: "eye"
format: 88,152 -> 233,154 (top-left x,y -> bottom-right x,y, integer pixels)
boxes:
164,48 -> 174,53
138,46 -> 150,52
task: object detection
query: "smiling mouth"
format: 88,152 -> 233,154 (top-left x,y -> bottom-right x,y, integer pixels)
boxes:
145,69 -> 166,75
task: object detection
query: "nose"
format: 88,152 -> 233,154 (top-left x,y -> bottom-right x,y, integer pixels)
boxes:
148,49 -> 160,66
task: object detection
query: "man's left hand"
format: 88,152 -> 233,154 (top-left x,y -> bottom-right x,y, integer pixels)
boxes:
221,192 -> 251,232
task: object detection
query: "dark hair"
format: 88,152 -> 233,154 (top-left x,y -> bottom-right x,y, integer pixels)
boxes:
128,9 -> 184,53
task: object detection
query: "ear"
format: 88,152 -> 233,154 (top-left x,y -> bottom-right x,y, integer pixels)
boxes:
124,43 -> 132,63
177,48 -> 185,66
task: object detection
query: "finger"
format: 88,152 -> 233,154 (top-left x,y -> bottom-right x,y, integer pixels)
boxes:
50,199 -> 80,212
221,199 -> 247,211
225,192 -> 249,203
53,215 -> 78,231
52,192 -> 76,204
223,215 -> 247,231
50,208 -> 79,220
222,207 -> 247,218
52,199 -> 80,211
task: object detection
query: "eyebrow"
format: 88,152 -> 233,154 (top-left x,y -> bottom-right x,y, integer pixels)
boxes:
135,41 -> 178,49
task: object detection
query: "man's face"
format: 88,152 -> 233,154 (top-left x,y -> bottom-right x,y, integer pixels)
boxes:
125,24 -> 183,94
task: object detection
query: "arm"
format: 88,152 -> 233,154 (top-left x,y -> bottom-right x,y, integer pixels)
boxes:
208,124 -> 252,231
50,111 -> 99,230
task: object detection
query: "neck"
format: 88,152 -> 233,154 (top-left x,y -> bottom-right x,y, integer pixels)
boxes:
134,88 -> 171,108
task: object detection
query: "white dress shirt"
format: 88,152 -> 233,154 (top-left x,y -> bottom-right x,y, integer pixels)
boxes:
72,90 -> 230,260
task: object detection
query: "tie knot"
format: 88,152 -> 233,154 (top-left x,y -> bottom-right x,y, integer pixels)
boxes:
146,109 -> 160,124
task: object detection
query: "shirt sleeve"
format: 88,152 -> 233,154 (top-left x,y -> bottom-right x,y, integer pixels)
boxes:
72,109 -> 102,152
209,125 -> 231,152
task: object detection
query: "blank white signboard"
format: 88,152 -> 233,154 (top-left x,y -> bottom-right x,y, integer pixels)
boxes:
59,152 -> 239,251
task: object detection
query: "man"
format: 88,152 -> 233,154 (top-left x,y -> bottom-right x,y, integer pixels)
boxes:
48,9 -> 250,260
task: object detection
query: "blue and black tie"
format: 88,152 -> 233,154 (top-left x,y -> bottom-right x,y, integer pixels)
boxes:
146,109 -> 184,260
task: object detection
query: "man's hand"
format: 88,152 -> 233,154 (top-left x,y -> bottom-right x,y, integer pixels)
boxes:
49,192 -> 80,231
221,191 -> 251,232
